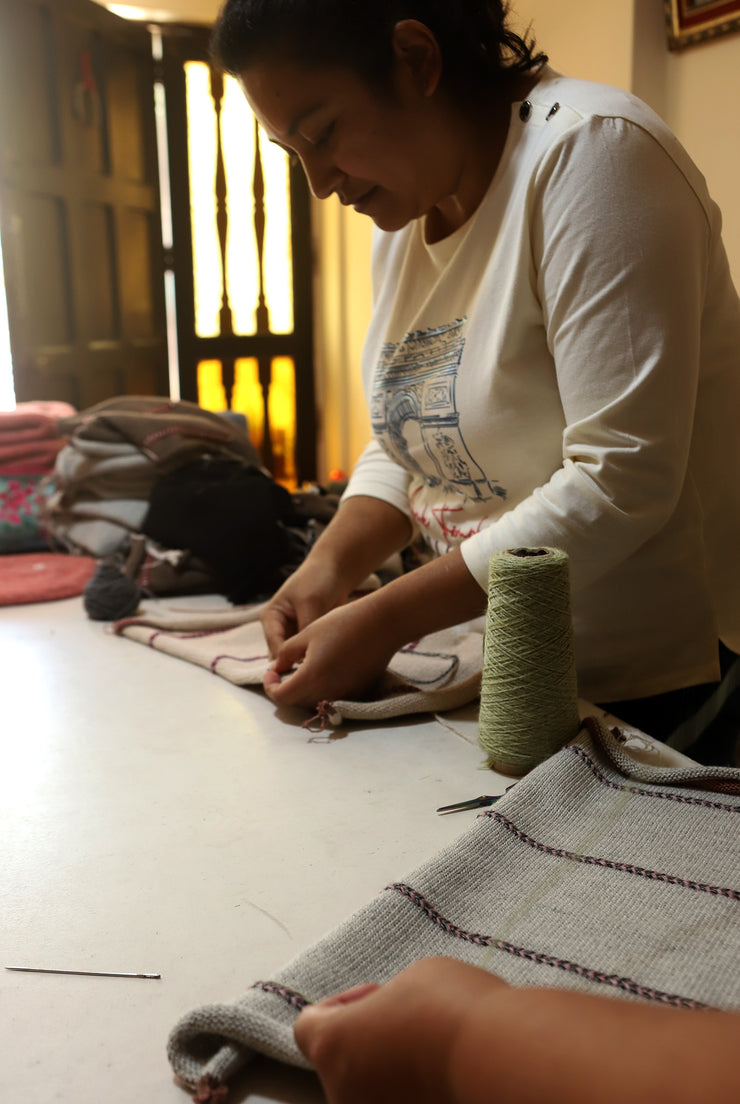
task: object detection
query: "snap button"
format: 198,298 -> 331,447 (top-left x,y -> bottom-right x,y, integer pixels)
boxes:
519,100 -> 532,122
546,102 -> 560,121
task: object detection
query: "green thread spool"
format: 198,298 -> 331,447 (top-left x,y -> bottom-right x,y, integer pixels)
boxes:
478,547 -> 580,776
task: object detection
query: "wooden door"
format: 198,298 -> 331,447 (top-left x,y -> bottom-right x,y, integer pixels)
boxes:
0,0 -> 168,409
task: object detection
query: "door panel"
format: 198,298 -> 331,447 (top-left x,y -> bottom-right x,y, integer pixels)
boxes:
0,0 -> 168,409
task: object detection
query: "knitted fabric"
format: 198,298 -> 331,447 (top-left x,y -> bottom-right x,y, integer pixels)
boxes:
114,603 -> 485,725
166,717 -> 740,1098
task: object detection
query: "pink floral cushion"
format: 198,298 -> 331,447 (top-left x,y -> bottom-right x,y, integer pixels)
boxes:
0,473 -> 52,551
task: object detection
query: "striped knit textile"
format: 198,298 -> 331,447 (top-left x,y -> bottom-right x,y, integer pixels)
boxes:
167,717 -> 740,1098
115,604 -> 485,726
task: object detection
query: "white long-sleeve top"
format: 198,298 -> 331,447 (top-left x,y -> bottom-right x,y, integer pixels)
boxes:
342,68 -> 740,702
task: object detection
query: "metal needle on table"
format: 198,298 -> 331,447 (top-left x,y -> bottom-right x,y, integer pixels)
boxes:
6,967 -> 161,979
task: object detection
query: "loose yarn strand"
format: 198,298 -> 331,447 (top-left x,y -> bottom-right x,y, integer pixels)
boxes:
478,547 -> 580,776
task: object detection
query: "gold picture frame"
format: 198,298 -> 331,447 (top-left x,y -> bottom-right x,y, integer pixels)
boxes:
666,0 -> 740,49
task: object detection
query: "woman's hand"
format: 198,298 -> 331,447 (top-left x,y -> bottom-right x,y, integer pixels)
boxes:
262,545 -> 487,709
260,557 -> 355,659
263,591 -> 403,708
259,495 -> 414,659
294,958 -> 509,1104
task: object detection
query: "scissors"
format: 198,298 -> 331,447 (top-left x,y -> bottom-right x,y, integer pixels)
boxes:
436,794 -> 503,814
436,782 -> 517,814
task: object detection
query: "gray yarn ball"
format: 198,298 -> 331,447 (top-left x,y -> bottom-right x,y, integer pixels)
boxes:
83,562 -> 142,621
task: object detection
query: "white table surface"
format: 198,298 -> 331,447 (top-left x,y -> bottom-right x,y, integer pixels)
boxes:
1,593 -> 510,1103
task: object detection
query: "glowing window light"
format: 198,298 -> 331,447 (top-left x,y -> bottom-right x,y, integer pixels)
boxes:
199,356 -> 296,484
268,356 -> 296,484
197,357 -> 269,463
197,359 -> 227,412
189,62 -> 298,484
219,79 -> 258,336
186,64 -> 294,340
231,357 -> 264,446
221,76 -> 294,335
260,131 -> 294,334
186,62 -> 221,338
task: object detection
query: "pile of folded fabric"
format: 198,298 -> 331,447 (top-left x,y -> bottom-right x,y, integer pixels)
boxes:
42,396 -> 347,614
0,400 -> 76,552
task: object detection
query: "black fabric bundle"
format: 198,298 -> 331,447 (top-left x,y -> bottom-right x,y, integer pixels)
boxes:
142,458 -> 302,604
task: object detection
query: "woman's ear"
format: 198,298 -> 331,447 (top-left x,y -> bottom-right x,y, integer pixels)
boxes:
391,19 -> 442,97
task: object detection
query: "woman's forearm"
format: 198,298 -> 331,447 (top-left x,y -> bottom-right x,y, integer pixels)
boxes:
307,494 -> 414,591
449,986 -> 740,1104
367,545 -> 487,650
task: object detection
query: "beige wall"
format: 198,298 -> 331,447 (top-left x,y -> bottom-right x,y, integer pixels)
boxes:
519,0 -> 740,289
312,198 -> 373,481
511,0 -> 636,88
661,34 -> 740,290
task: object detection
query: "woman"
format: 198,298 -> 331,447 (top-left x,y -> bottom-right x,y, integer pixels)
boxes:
211,1 -> 740,747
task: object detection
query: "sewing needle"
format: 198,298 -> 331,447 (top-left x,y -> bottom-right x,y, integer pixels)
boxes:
6,966 -> 161,979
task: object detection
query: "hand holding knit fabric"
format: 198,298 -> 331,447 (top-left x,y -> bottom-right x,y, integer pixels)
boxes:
260,494 -> 415,675
115,600 -> 486,727
260,555 -> 360,660
261,493 -> 428,708
264,593 -> 407,709
295,958 -> 740,1104
262,541 -> 487,710
293,959 -> 508,1104
166,720 -> 740,1094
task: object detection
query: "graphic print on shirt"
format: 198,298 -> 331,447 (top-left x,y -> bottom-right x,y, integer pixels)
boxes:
370,319 -> 506,508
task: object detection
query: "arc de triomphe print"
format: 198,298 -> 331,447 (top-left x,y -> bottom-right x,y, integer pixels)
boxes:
370,319 -> 506,503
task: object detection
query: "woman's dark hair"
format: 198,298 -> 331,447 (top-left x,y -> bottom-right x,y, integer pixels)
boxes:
211,0 -> 547,104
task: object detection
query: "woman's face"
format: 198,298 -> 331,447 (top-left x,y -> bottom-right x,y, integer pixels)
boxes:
240,55 -> 458,232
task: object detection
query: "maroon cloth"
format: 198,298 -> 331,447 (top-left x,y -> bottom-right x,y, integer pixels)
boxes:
0,439 -> 66,470
0,401 -> 75,474
0,421 -> 58,442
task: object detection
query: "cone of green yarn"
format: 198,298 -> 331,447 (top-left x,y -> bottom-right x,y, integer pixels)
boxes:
478,547 -> 581,776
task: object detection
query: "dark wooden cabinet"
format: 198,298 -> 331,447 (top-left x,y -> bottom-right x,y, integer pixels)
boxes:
0,0 -> 168,409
